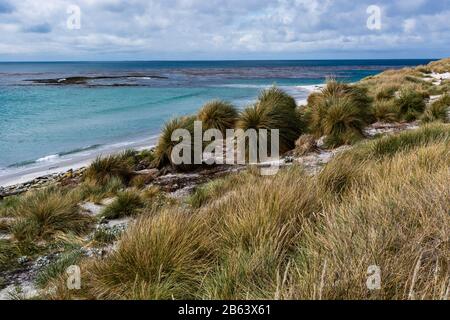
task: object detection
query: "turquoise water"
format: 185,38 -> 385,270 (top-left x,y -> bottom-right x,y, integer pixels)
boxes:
0,60 -> 432,173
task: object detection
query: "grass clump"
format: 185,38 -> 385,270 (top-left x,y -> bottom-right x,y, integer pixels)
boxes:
237,87 -> 302,154
422,94 -> 450,123
318,123 -> 450,197
84,152 -> 135,185
0,240 -> 19,272
197,100 -> 238,134
372,99 -> 400,123
395,89 -> 427,121
101,190 -> 145,220
9,188 -> 93,242
307,80 -> 371,147
154,116 -> 196,170
72,212 -> 213,299
307,80 -> 370,147
75,177 -> 124,204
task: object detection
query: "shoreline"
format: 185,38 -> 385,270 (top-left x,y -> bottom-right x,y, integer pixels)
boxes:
0,135 -> 158,188
0,84 -> 323,189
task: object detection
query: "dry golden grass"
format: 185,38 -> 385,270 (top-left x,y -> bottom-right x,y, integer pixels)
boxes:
46,124 -> 450,300
9,188 -> 93,242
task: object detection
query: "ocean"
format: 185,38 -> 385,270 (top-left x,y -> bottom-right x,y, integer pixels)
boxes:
0,59 -> 433,185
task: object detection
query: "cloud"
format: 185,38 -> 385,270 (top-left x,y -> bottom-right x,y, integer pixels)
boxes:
23,22 -> 52,33
0,0 -> 14,13
0,0 -> 449,60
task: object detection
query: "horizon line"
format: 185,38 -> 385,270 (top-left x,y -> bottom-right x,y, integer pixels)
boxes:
0,57 -> 441,63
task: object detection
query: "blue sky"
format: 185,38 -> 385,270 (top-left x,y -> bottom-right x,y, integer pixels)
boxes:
0,0 -> 449,61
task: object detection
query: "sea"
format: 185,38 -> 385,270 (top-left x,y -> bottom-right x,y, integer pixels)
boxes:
0,59 -> 433,185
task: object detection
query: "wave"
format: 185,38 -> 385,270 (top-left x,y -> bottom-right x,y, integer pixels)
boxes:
7,144 -> 103,168
58,144 -> 103,156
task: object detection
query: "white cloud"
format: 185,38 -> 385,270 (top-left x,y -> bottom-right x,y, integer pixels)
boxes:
0,0 -> 448,59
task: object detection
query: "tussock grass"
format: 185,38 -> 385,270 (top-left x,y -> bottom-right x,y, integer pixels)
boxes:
422,94 -> 450,123
84,152 -> 134,185
0,196 -> 21,217
395,89 -> 427,121
75,177 -> 124,204
101,190 -> 145,220
283,145 -> 450,300
73,212 -> 213,299
307,80 -> 371,147
318,124 -> 450,197
0,240 -> 19,272
374,84 -> 400,101
153,116 -> 196,170
9,188 -> 93,242
47,122 -> 450,300
197,100 -> 238,134
372,99 -> 400,123
237,87 -> 302,154
427,58 -> 450,73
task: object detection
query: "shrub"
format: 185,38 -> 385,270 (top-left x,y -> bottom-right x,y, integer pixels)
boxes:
9,188 -> 92,242
421,95 -> 450,123
153,116 -> 196,169
372,99 -> 400,123
84,152 -> 134,185
101,190 -> 145,220
395,89 -> 427,120
197,100 -> 238,134
237,87 -> 302,154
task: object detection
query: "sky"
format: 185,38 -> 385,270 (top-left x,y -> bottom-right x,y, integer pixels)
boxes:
0,0 -> 449,61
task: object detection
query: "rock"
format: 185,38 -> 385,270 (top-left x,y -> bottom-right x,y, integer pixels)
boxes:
317,136 -> 326,149
294,134 -> 319,156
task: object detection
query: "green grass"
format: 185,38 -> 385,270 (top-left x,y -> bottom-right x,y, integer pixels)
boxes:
0,240 -> 19,272
101,190 -> 145,220
0,196 -> 21,217
422,94 -> 450,123
197,100 -> 238,134
9,188 -> 93,242
395,89 -> 427,120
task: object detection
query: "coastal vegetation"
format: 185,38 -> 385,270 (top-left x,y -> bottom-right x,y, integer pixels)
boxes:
237,87 -> 303,153
0,58 -> 449,300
